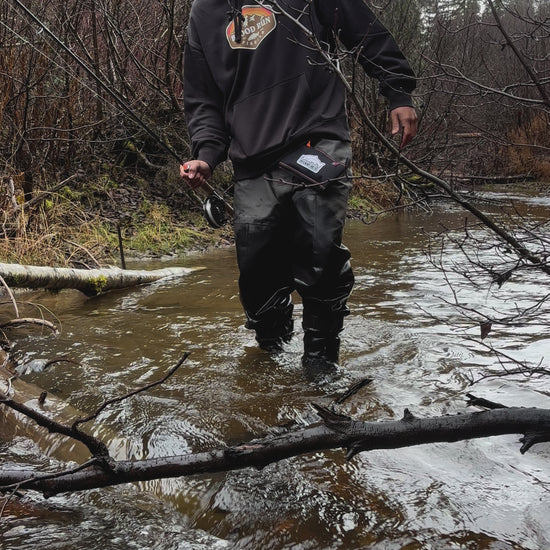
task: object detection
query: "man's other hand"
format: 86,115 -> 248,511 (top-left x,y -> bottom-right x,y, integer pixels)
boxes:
180,160 -> 212,189
390,106 -> 418,148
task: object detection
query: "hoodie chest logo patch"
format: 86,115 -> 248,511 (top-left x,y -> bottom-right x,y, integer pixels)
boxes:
226,5 -> 276,49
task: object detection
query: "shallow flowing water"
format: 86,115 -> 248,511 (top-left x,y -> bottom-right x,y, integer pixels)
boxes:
2,189 -> 550,549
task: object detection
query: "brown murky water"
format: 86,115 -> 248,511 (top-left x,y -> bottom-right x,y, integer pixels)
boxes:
2,189 -> 550,549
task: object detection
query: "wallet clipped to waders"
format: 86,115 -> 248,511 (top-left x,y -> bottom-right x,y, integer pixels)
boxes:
278,144 -> 347,190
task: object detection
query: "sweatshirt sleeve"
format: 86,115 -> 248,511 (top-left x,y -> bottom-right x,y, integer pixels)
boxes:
317,0 -> 416,110
183,22 -> 229,170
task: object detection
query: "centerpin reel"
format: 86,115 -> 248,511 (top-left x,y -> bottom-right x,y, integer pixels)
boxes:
203,193 -> 229,228
182,161 -> 232,228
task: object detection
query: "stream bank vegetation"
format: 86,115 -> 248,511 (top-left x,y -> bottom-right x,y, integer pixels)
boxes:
1,0 -> 550,518
1,0 -> 547,266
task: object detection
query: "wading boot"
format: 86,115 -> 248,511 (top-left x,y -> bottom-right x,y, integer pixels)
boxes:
301,301 -> 347,378
255,318 -> 294,353
301,331 -> 341,379
247,303 -> 294,354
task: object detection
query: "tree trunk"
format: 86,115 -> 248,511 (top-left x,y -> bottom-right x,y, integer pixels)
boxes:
2,405 -> 549,497
0,263 -> 201,296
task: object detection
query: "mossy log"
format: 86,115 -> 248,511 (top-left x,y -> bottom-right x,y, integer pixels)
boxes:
0,262 -> 201,296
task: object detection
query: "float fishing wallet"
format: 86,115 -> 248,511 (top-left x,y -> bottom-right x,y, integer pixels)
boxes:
278,145 -> 346,189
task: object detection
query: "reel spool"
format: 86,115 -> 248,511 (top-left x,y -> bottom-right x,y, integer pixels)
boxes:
203,194 -> 228,228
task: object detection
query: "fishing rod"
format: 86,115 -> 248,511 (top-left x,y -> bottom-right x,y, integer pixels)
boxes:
10,0 -> 232,226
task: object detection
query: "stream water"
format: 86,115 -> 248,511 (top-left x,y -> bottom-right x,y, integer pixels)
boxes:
2,189 -> 550,550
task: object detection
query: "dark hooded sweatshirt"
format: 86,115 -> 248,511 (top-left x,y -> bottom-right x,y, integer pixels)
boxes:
183,0 -> 416,180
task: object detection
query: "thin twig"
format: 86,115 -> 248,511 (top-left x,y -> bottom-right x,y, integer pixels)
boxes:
6,178 -> 18,210
63,239 -> 102,269
0,318 -> 58,334
73,353 -> 190,427
43,356 -> 81,370
334,378 -> 373,405
0,276 -> 18,318
0,458 -> 99,493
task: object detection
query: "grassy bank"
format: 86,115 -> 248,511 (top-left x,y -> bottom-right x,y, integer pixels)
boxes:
1,165 -> 432,267
1,171 -> 233,268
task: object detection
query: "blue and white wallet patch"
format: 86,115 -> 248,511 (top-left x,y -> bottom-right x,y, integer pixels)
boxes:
278,145 -> 346,189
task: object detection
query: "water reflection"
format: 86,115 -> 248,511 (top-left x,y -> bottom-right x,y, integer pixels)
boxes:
2,191 -> 550,549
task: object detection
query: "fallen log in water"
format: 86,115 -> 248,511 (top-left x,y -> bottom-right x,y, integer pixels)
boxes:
0,262 -> 201,296
1,404 -> 549,497
451,174 -> 536,185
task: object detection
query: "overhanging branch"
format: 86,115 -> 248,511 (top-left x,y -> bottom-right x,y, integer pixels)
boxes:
269,0 -> 550,277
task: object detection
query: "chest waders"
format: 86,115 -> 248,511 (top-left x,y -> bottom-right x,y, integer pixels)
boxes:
233,139 -> 354,377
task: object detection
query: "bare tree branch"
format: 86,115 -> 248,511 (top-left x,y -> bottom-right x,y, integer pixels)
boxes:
486,0 -> 550,107
73,353 -> 189,428
0,276 -> 19,318
1,403 -> 550,497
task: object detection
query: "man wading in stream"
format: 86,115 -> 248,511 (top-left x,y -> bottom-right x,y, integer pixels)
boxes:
180,0 -> 417,377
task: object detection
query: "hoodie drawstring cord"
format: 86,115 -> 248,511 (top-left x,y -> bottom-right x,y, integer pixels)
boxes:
227,0 -> 245,43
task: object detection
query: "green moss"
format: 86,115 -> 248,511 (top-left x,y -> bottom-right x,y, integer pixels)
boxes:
87,275 -> 108,295
100,202 -> 219,255
348,194 -> 374,212
122,140 -> 137,152
98,174 -> 118,190
0,164 -> 230,266
60,186 -> 82,201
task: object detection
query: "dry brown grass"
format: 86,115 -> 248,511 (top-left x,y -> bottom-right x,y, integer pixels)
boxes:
352,176 -> 402,209
0,205 -> 116,268
1,175 -> 118,267
0,173 -> 224,268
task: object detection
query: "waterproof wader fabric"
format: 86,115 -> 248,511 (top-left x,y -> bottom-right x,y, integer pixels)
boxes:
233,139 -> 355,353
